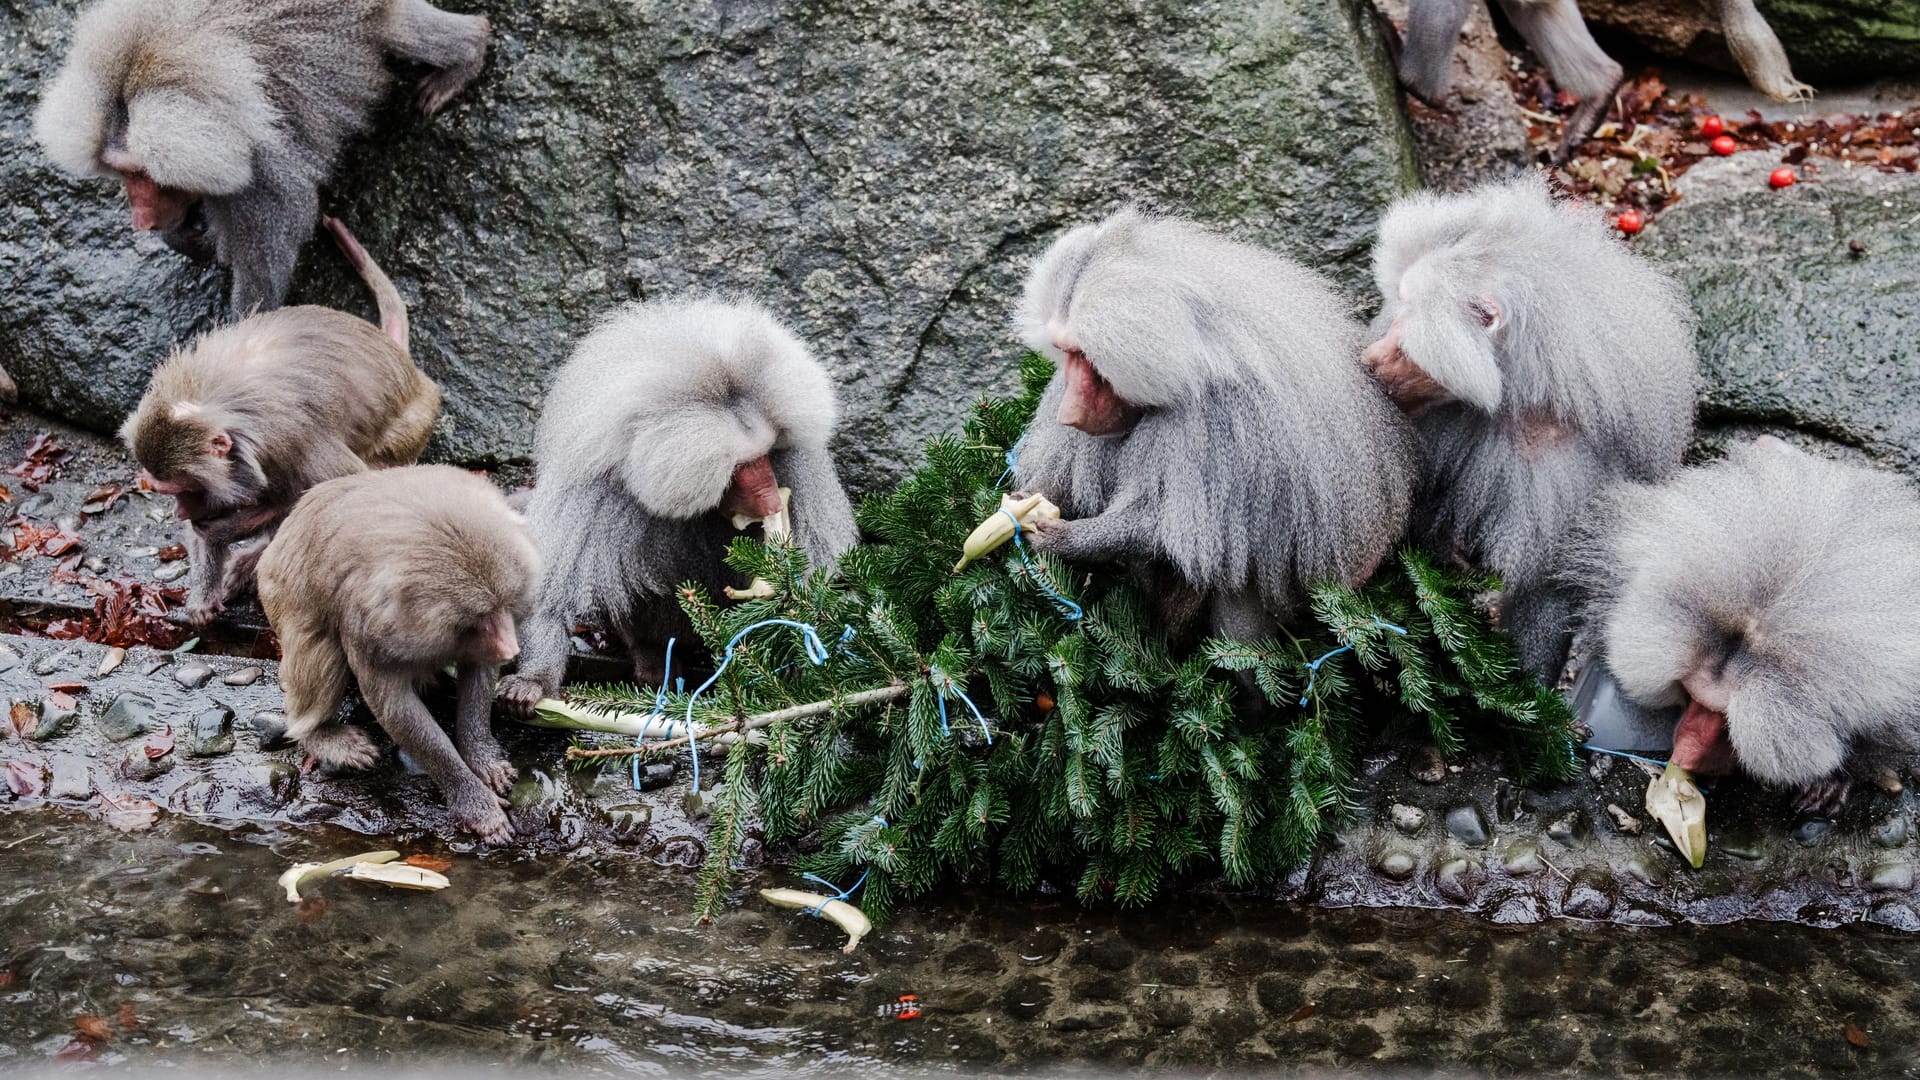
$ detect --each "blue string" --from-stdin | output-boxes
[995,434,1027,490]
[799,869,870,915]
[1580,742,1670,770]
[1298,619,1409,706]
[632,637,679,790]
[1003,510,1083,621]
[683,619,834,792]
[931,667,993,744]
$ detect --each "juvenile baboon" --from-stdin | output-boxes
[1365,175,1697,678]
[120,217,440,623]
[1012,207,1417,644]
[496,296,859,716]
[259,465,538,844]
[35,0,490,313]
[1565,439,1920,815]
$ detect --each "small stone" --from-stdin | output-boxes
[1717,830,1765,861]
[0,644,19,675]
[1375,849,1417,881]
[34,648,78,676]
[98,693,158,741]
[1624,855,1665,887]
[1546,811,1585,846]
[250,711,290,748]
[95,646,126,677]
[1389,803,1426,835]
[1435,857,1477,902]
[121,741,174,781]
[1502,842,1543,876]
[48,755,92,800]
[1789,818,1833,846]
[999,975,1053,1021]
[1871,766,1903,795]
[1587,753,1615,781]
[1866,860,1914,892]
[247,763,300,805]
[140,658,169,677]
[1019,930,1065,964]
[606,805,653,831]
[221,665,264,686]
[1409,745,1446,783]
[1255,973,1307,1015]
[1445,804,1492,846]
[1562,871,1616,920]
[30,698,78,742]
[637,761,675,790]
[153,561,189,583]
[1605,803,1641,835]
[54,513,82,535]
[1872,815,1910,849]
[172,662,214,689]
[82,555,108,574]
[1867,900,1920,932]
[186,706,236,757]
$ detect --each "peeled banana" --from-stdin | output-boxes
[1645,762,1708,868]
[952,491,1062,573]
[726,487,793,601]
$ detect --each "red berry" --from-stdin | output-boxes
[1769,167,1797,188]
[1616,210,1644,235]
[1700,115,1725,138]
[1711,135,1737,156]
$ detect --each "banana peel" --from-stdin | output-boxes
[345,862,451,892]
[952,491,1062,573]
[278,850,400,902]
[1645,762,1708,868]
[760,887,872,953]
[726,487,792,601]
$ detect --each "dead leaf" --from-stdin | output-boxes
[41,534,79,557]
[73,1015,112,1041]
[7,433,73,493]
[0,971,14,987]
[1846,1023,1870,1048]
[115,1003,139,1030]
[143,729,174,760]
[99,791,160,833]
[48,691,77,710]
[5,760,44,797]
[404,854,454,873]
[47,683,83,696]
[51,1037,97,1063]
[8,701,33,739]
[1287,1004,1317,1023]
[156,543,187,562]
[81,483,126,515]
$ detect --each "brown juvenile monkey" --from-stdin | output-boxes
[1364,175,1697,679]
[258,465,538,844]
[1012,207,1417,644]
[120,217,441,625]
[34,0,490,313]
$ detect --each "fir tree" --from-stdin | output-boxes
[562,354,1580,921]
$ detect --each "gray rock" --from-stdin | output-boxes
[172,662,214,690]
[29,698,78,742]
[97,693,158,741]
[1624,855,1666,888]
[1872,814,1910,849]
[1866,860,1914,893]
[1579,0,1920,81]
[250,711,291,749]
[1546,811,1586,846]
[140,658,169,677]
[1502,842,1543,877]
[1605,803,1642,835]
[1389,803,1427,835]
[47,754,91,800]
[0,644,19,675]
[33,648,78,677]
[1638,162,1920,478]
[120,741,174,782]
[1789,818,1833,846]
[95,647,125,678]
[1561,871,1616,920]
[222,665,264,687]
[1445,804,1492,846]
[0,0,1416,492]
[1409,745,1447,783]
[1435,857,1478,902]
[1375,849,1417,881]
[247,763,301,806]
[153,562,189,584]
[1868,899,1920,933]
[186,706,236,758]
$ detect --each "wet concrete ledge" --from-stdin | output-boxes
[1,630,1913,932]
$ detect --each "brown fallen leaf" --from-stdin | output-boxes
[73,1015,112,1041]
[99,791,160,832]
[143,729,174,760]
[115,1003,139,1030]
[0,971,14,987]
[48,690,78,711]
[8,701,34,739]
[1846,1023,1870,1048]
[5,759,44,797]
[1287,1004,1317,1023]
[52,1037,97,1063]
[81,483,126,515]
[41,534,80,557]
[47,682,83,695]
[156,542,187,562]
[404,854,454,873]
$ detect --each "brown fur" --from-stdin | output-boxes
[258,465,539,844]
[120,225,439,624]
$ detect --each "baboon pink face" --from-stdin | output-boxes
[1362,318,1453,414]
[462,610,521,666]
[1056,348,1142,437]
[120,170,195,232]
[720,454,783,519]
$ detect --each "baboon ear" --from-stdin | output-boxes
[1469,296,1502,332]
[208,431,233,458]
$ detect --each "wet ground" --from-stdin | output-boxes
[1,810,1917,1075]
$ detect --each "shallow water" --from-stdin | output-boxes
[1,809,1916,1076]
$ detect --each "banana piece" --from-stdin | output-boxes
[952,491,1062,573]
[277,850,401,902]
[726,487,792,601]
[1645,762,1708,868]
[345,862,452,892]
[760,887,872,953]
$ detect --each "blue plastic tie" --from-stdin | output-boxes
[995,434,1027,490]
[799,869,870,916]
[632,637,679,790]
[1002,509,1083,621]
[683,619,836,790]
[931,667,993,744]
[1580,743,1670,770]
[1298,618,1409,706]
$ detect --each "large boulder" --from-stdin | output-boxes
[1580,0,1920,82]
[1634,157,1920,475]
[0,0,1417,493]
